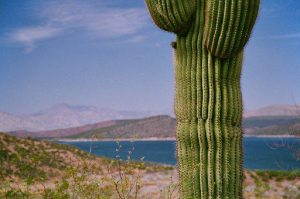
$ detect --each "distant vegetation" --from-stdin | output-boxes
[243,116,300,136]
[67,115,176,139]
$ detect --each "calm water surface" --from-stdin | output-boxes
[60,137,300,170]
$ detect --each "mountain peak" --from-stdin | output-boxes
[50,103,96,111]
[244,104,300,117]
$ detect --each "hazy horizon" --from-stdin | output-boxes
[0,102,172,116]
[1,0,300,115]
[1,102,299,117]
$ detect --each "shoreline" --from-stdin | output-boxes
[57,135,299,142]
[244,134,299,138]
[58,137,176,142]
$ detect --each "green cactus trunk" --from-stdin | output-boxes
[145,0,259,198]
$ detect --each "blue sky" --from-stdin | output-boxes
[0,0,299,115]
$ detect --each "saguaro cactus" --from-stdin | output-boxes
[145,0,259,198]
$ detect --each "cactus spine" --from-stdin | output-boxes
[145,0,259,198]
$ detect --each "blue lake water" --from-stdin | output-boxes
[60,137,300,170]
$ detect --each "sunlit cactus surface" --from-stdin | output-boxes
[145,0,260,198]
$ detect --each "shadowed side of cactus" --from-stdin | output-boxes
[145,0,260,198]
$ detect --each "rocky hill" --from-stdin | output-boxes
[9,120,121,138]
[0,132,96,182]
[68,115,300,139]
[68,115,176,139]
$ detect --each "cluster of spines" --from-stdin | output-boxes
[146,0,259,198]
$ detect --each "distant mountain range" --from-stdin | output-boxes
[244,104,300,117]
[5,104,300,139]
[2,104,300,138]
[10,115,176,139]
[9,115,300,139]
[0,104,156,132]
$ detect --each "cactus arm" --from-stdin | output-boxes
[145,0,173,32]
[239,0,260,52]
[204,0,260,58]
[145,0,195,35]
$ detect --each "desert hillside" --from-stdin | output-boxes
[0,132,96,182]
[0,133,299,198]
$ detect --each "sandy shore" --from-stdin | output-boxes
[58,135,299,142]
[58,137,176,142]
[244,134,299,138]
